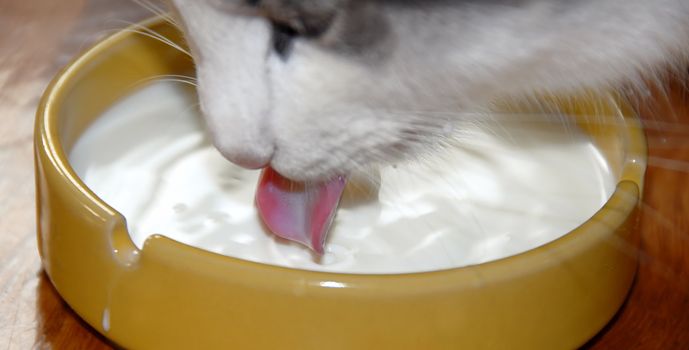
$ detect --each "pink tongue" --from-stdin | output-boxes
[255,167,347,254]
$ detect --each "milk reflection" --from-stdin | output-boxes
[319,281,348,289]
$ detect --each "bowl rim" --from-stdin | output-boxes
[36,16,648,282]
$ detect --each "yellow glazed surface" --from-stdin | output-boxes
[35,18,647,349]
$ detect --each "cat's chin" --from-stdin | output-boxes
[269,161,348,183]
[268,138,423,183]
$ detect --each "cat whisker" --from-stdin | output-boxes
[623,199,689,294]
[127,75,198,93]
[647,156,689,174]
[647,137,689,148]
[151,75,198,86]
[116,22,191,57]
[129,0,180,29]
[387,108,689,136]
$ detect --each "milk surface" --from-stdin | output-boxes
[70,82,615,274]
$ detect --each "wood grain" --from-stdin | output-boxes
[0,1,687,349]
[584,78,689,349]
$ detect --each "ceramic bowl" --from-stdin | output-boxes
[35,17,647,349]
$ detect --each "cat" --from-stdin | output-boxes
[167,0,689,182]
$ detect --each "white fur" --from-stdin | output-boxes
[169,0,689,181]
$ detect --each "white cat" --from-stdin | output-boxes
[168,0,689,181]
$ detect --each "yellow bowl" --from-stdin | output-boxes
[35,17,647,349]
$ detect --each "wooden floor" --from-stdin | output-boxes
[1,1,687,348]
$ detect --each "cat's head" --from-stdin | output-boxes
[169,0,492,181]
[169,0,687,181]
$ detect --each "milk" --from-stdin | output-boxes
[70,82,615,274]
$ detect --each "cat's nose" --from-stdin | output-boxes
[214,139,274,170]
[230,150,273,169]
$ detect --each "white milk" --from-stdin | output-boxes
[70,82,615,274]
